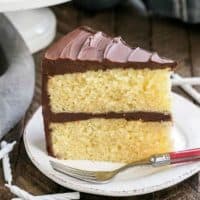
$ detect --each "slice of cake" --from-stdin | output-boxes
[42,26,176,163]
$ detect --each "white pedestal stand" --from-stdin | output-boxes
[0,0,71,53]
[5,8,56,53]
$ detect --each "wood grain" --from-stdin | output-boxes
[115,1,150,49]
[152,17,192,98]
[0,1,199,199]
[189,25,200,94]
[78,6,115,35]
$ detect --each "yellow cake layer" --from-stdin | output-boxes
[48,68,171,113]
[50,118,172,163]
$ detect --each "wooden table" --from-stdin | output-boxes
[0,1,200,199]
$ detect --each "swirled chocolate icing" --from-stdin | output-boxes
[42,26,174,123]
[44,26,176,74]
[42,27,174,155]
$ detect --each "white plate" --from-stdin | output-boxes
[24,93,200,196]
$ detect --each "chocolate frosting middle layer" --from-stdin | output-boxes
[47,111,172,122]
[42,72,172,123]
[43,26,176,74]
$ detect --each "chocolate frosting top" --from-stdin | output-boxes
[45,26,176,69]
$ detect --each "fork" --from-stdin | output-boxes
[50,148,200,183]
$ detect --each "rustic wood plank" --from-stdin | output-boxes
[115,1,150,49]
[152,16,192,98]
[0,186,13,200]
[15,143,61,195]
[81,193,153,200]
[188,174,200,193]
[78,7,115,35]
[154,180,200,200]
[52,2,79,34]
[188,25,200,94]
[152,17,190,64]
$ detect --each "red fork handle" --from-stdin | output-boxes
[169,148,200,164]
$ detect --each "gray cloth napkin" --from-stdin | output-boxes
[145,0,200,23]
[0,14,35,138]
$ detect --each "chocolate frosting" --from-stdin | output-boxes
[42,27,175,156]
[47,111,172,122]
[44,26,176,73]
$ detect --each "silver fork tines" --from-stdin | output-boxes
[50,159,150,183]
[50,161,115,183]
